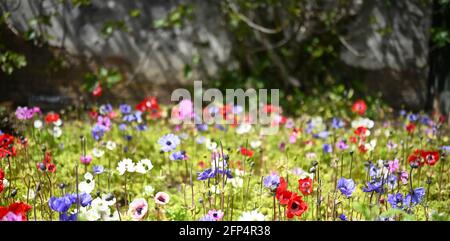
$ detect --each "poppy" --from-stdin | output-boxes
[406,123,416,134]
[0,133,16,158]
[420,150,439,166]
[136,96,161,119]
[298,177,313,196]
[408,151,424,167]
[45,113,60,124]
[286,193,308,219]
[88,110,99,120]
[276,177,292,205]
[240,147,254,157]
[0,202,32,221]
[351,99,367,115]
[354,126,368,136]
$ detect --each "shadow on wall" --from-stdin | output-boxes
[1,0,231,109]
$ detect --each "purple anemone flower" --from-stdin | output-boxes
[337,177,356,198]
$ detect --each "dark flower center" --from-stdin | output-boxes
[136,207,143,215]
[166,141,172,146]
[291,202,298,210]
[158,196,166,202]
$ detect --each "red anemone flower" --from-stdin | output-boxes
[408,150,425,167]
[406,123,416,134]
[298,177,313,196]
[358,144,368,153]
[420,150,440,166]
[286,193,308,219]
[45,113,60,124]
[352,99,367,115]
[88,110,99,120]
[240,147,254,157]
[136,96,161,119]
[354,126,368,136]
[0,202,32,221]
[0,133,16,158]
[276,177,293,205]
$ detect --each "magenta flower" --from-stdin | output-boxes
[388,159,400,173]
[15,106,39,120]
[128,198,148,221]
[97,116,111,131]
[1,212,24,221]
[207,209,224,221]
[336,139,349,150]
[80,155,93,165]
[154,192,170,205]
[400,171,408,185]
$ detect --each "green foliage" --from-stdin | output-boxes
[71,0,92,7]
[0,50,27,74]
[153,4,195,29]
[101,20,129,38]
[83,67,123,92]
[431,211,450,221]
[129,9,141,18]
[431,28,450,48]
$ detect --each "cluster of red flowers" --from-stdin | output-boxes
[136,96,161,119]
[36,151,56,173]
[0,168,4,193]
[0,133,16,158]
[0,202,32,221]
[408,149,440,167]
[351,99,367,115]
[275,177,310,219]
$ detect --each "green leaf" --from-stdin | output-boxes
[183,64,192,79]
[129,9,141,18]
[105,71,122,88]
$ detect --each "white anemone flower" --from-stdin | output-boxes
[93,148,105,158]
[79,172,95,194]
[236,123,252,134]
[363,139,377,152]
[53,119,63,127]
[106,141,117,151]
[205,139,218,150]
[51,126,62,138]
[33,120,43,129]
[140,159,153,171]
[117,158,136,175]
[250,140,261,149]
[351,118,374,129]
[238,210,266,221]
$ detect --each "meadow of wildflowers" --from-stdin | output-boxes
[0,95,448,221]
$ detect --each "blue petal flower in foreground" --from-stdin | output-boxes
[387,193,404,209]
[337,177,356,198]
[263,173,280,192]
[48,196,73,213]
[158,133,181,152]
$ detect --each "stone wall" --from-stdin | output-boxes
[1,0,440,111]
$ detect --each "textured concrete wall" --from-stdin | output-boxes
[340,0,431,110]
[2,0,436,110]
[6,0,231,86]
